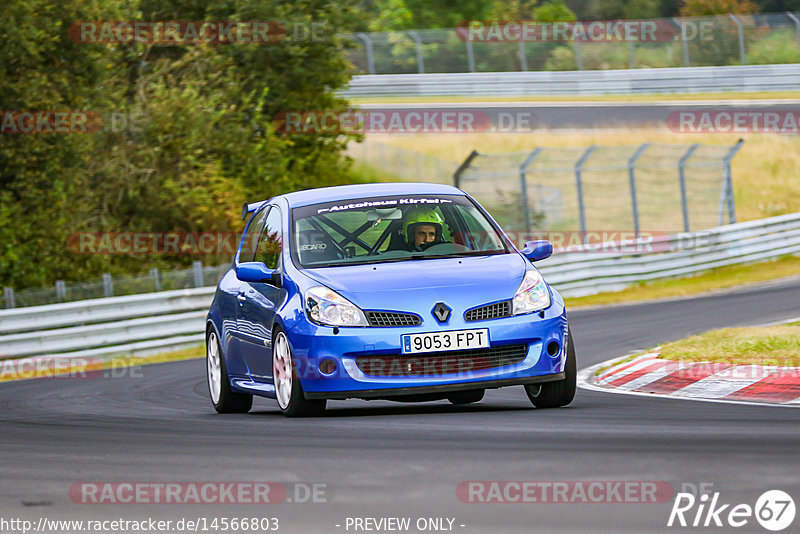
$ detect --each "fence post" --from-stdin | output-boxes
[678,143,700,233]
[728,14,746,65]
[628,41,637,69]
[56,280,66,302]
[453,150,479,188]
[102,273,113,298]
[4,287,14,309]
[786,12,800,60]
[193,261,204,287]
[674,18,690,66]
[465,37,476,72]
[356,32,376,74]
[574,146,596,236]
[519,148,543,232]
[723,139,744,225]
[150,267,161,292]
[628,143,650,238]
[407,30,425,74]
[574,40,583,70]
[519,40,528,71]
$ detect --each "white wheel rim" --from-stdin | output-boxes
[207,332,222,404]
[274,332,293,410]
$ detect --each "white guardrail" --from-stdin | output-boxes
[1,212,799,362]
[343,64,800,97]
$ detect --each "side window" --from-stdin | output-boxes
[239,207,269,263]
[255,207,282,269]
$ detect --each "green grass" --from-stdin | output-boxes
[564,254,800,309]
[654,325,800,367]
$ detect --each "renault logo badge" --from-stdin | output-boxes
[432,302,451,323]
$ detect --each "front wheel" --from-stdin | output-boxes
[207,330,252,414]
[525,328,576,408]
[273,330,326,417]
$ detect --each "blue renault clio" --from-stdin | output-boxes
[206,183,575,416]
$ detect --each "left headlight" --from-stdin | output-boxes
[512,270,551,315]
[305,286,368,327]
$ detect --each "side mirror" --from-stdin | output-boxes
[520,240,553,262]
[236,262,281,286]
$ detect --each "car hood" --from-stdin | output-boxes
[302,253,529,314]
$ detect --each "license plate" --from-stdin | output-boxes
[401,329,490,355]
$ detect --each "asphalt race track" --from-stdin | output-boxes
[1,277,799,533]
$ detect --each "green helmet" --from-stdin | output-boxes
[402,206,445,242]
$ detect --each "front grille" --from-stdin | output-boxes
[465,300,512,322]
[355,344,527,377]
[366,311,422,327]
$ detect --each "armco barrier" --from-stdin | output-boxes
[342,64,800,97]
[0,213,798,362]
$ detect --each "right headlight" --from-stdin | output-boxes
[305,286,368,327]
[512,270,551,315]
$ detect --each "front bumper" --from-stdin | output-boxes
[285,298,569,399]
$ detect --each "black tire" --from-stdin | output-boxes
[447,389,485,405]
[207,330,253,414]
[525,328,576,408]
[273,329,327,417]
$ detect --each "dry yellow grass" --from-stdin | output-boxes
[656,325,800,366]
[369,128,800,223]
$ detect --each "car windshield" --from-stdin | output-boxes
[291,194,511,268]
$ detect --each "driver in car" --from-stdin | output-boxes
[402,206,447,251]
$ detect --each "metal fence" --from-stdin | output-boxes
[1,262,229,310]
[343,12,800,74]
[454,141,743,235]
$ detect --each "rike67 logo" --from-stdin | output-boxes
[668,486,796,531]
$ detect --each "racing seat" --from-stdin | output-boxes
[296,229,344,264]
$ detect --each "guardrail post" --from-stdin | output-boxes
[628,143,650,237]
[453,150,479,188]
[102,273,113,297]
[56,280,66,302]
[519,148,543,231]
[407,30,425,74]
[356,32,376,74]
[786,12,800,60]
[465,37,476,72]
[674,18,690,66]
[4,287,14,309]
[193,261,204,287]
[149,268,161,292]
[728,14,746,65]
[678,143,700,232]
[574,146,596,236]
[722,139,744,225]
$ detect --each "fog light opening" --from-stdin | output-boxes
[319,358,337,375]
[546,341,560,357]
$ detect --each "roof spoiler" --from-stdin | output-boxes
[241,200,268,221]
